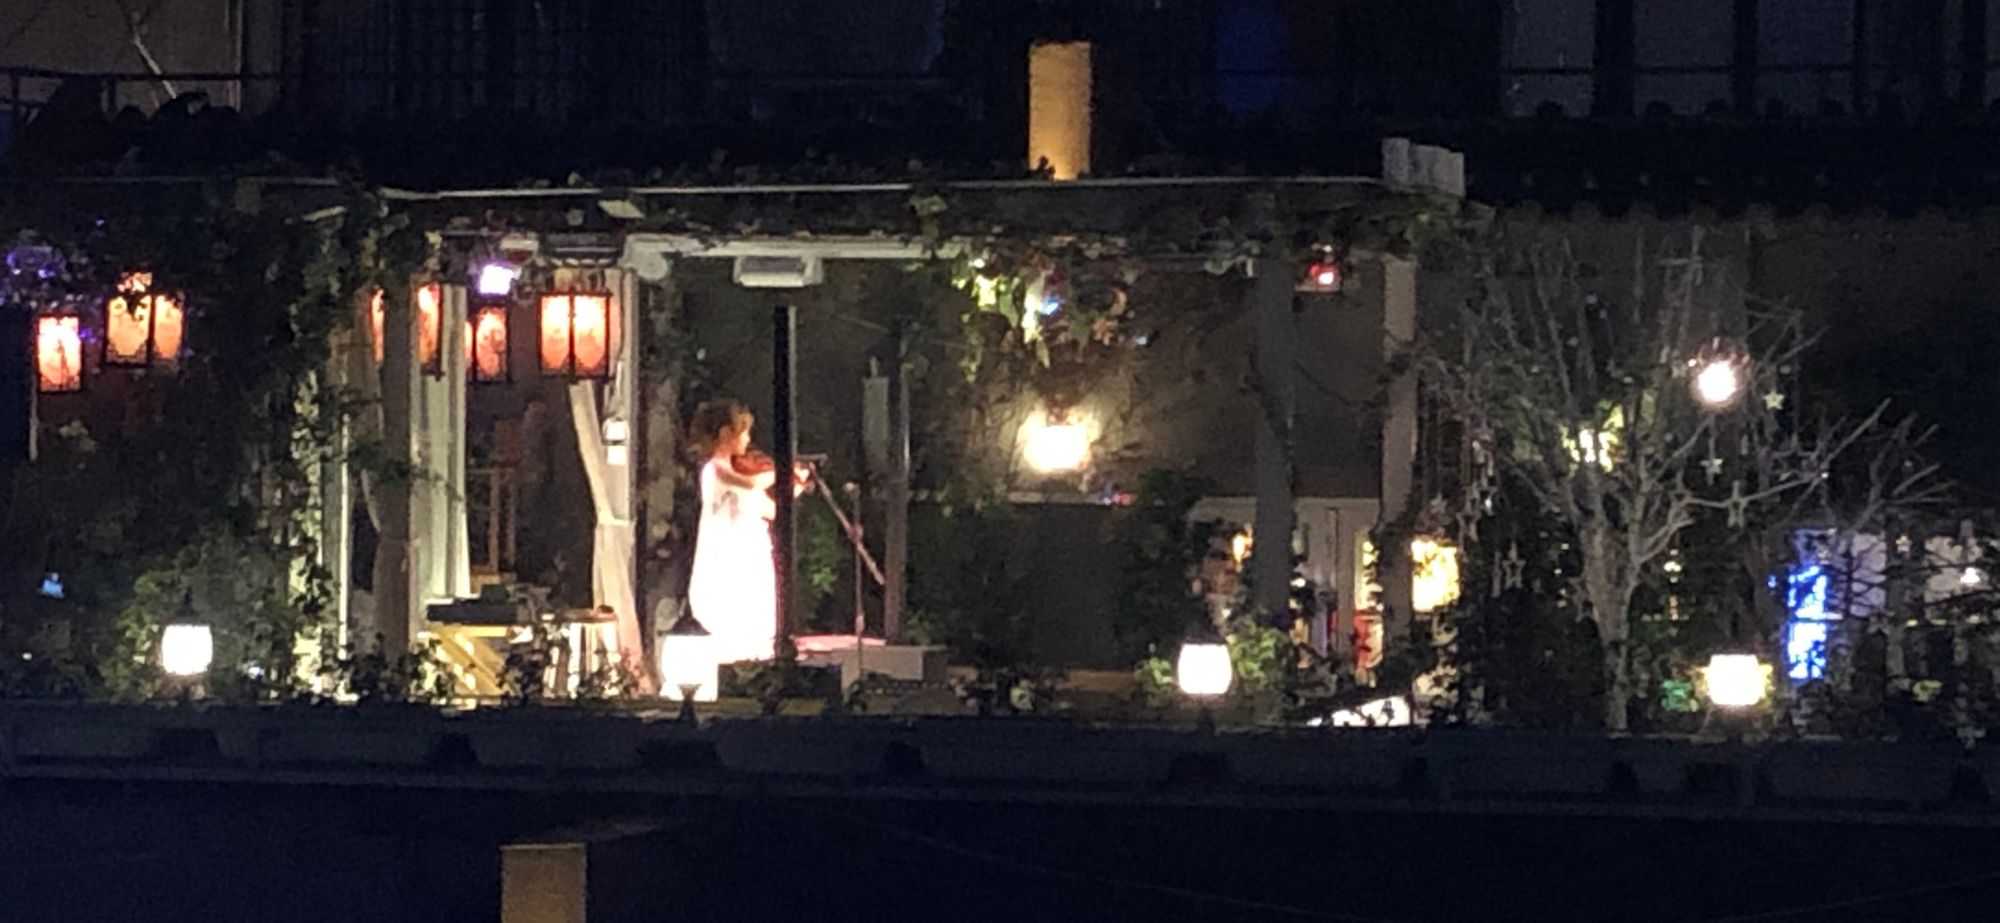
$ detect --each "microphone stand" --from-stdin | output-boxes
[803,460,885,697]
[805,461,885,587]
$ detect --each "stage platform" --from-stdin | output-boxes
[793,635,948,689]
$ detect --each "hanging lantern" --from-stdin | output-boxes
[103,272,185,368]
[468,299,510,383]
[416,283,443,375]
[35,310,84,394]
[539,289,612,379]
[370,283,445,374]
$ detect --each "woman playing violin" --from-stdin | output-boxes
[685,399,809,663]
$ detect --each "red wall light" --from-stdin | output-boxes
[1298,260,1342,294]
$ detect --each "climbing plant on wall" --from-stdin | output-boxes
[0,183,420,699]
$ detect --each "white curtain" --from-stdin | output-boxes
[567,270,645,673]
[416,285,472,606]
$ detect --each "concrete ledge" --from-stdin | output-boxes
[2,703,1997,822]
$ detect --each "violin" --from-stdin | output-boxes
[730,450,777,476]
[730,450,817,481]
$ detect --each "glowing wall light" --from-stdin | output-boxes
[103,272,185,368]
[1297,257,1342,294]
[35,312,83,393]
[1410,537,1461,614]
[475,262,520,297]
[1702,653,1770,709]
[1021,408,1090,473]
[539,291,612,379]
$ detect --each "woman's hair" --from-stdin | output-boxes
[689,399,751,455]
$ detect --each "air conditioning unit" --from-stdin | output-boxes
[732,255,824,289]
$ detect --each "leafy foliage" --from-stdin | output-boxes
[0,185,419,701]
[1108,469,1219,664]
[905,504,1037,670]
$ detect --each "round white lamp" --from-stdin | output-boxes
[1702,652,1768,709]
[1688,340,1749,411]
[160,591,213,680]
[1693,360,1743,409]
[1176,623,1233,699]
[660,611,719,710]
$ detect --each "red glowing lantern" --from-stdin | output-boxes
[103,272,185,368]
[36,311,84,394]
[468,299,509,383]
[370,283,444,374]
[539,290,611,379]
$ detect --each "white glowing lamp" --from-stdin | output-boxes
[1703,652,1768,709]
[1693,359,1743,409]
[1023,410,1090,473]
[475,262,519,297]
[161,624,213,678]
[660,612,719,703]
[160,592,214,679]
[1176,624,1233,698]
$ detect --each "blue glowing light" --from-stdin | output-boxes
[1787,562,1831,621]
[37,572,63,599]
[1786,620,1829,681]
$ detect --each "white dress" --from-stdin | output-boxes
[686,458,777,663]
